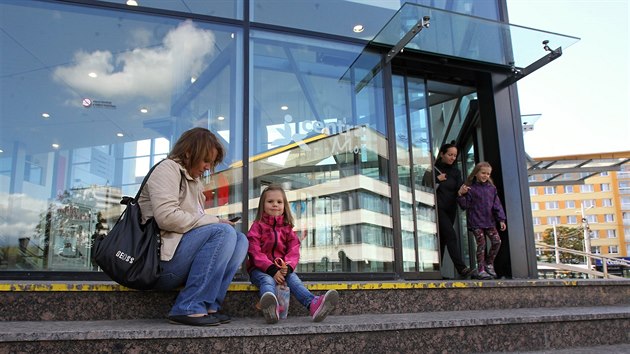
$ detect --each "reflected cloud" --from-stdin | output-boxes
[53,20,216,100]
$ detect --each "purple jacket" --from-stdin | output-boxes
[457,181,506,229]
[246,213,301,275]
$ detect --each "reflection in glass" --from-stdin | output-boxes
[0,1,242,272]
[249,31,392,273]
[393,75,438,273]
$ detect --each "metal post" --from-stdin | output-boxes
[553,223,560,264]
[581,203,592,274]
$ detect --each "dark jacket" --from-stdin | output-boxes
[425,160,463,213]
[246,213,301,276]
[457,181,506,229]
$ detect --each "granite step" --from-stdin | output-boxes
[0,306,628,353]
[2,279,629,321]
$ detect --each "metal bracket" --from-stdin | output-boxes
[504,46,563,86]
[385,16,431,64]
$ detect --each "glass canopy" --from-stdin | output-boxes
[342,2,580,85]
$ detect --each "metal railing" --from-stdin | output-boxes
[535,242,630,279]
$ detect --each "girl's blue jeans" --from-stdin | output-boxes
[153,223,248,316]
[249,269,315,310]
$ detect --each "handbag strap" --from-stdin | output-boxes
[121,159,165,205]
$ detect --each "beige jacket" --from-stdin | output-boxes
[138,159,219,261]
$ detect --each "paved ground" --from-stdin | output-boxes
[489,344,630,353]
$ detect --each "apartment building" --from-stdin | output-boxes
[529,154,630,259]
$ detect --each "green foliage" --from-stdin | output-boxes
[540,226,585,264]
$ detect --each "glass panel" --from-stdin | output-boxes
[0,1,243,272]
[252,0,502,41]
[392,75,439,273]
[427,81,476,152]
[374,3,579,69]
[97,0,242,19]
[249,30,392,273]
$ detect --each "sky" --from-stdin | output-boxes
[506,0,629,158]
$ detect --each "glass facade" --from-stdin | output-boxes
[0,0,573,280]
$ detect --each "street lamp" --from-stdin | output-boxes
[580,203,595,274]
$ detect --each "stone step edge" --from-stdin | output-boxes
[2,278,629,292]
[1,306,629,342]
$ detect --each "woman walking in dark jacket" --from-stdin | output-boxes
[424,143,472,278]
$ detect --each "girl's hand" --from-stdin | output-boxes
[437,173,447,182]
[499,221,507,231]
[458,185,470,196]
[273,271,285,285]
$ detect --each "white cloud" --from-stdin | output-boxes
[52,20,216,100]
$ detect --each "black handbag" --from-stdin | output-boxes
[92,160,163,290]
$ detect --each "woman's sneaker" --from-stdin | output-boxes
[477,271,493,280]
[485,264,497,278]
[260,292,279,324]
[310,289,339,322]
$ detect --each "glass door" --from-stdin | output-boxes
[392,75,439,276]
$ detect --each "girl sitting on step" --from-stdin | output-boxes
[246,184,338,324]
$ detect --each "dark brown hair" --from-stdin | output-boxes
[167,127,225,174]
[255,184,294,227]
[436,141,457,163]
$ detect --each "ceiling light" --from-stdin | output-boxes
[88,72,97,78]
[281,105,288,111]
[353,25,364,33]
[190,76,197,83]
[0,149,3,153]
[217,116,225,121]
[116,133,124,137]
[126,0,138,6]
[230,33,235,39]
[140,107,148,113]
[52,143,60,149]
[42,113,50,119]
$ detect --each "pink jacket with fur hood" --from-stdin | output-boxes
[246,213,301,276]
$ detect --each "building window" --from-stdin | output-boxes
[600,171,609,176]
[586,215,598,223]
[544,186,556,195]
[582,199,596,208]
[545,201,559,210]
[580,184,594,192]
[623,212,630,223]
[564,185,574,193]
[602,199,613,207]
[600,183,611,191]
[547,216,560,225]
[619,181,630,191]
[590,230,599,239]
[529,187,538,196]
[604,214,614,222]
[592,246,601,254]
[535,232,542,241]
[565,200,576,208]
[531,202,539,211]
[567,215,577,224]
[621,197,630,208]
[608,245,618,254]
[607,229,616,238]
[533,217,541,225]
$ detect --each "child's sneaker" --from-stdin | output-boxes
[309,289,339,322]
[485,264,497,278]
[260,292,279,324]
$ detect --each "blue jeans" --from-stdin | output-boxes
[154,223,248,316]
[249,269,315,310]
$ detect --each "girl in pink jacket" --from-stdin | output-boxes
[247,184,338,324]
